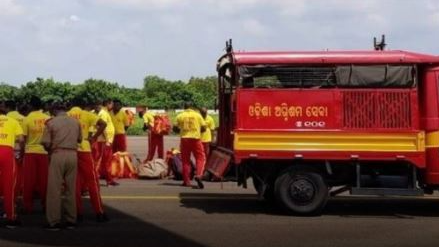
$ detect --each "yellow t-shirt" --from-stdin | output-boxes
[111,110,129,135]
[0,115,23,148]
[68,107,99,152]
[201,115,215,143]
[143,112,155,127]
[7,111,24,128]
[175,109,206,139]
[22,110,50,154]
[7,111,25,151]
[98,108,115,144]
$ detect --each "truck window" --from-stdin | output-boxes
[240,66,335,88]
[238,65,416,89]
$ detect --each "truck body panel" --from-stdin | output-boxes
[213,46,439,214]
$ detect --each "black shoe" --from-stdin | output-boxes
[65,222,77,230]
[44,223,62,231]
[194,177,204,189]
[5,220,21,229]
[96,213,109,223]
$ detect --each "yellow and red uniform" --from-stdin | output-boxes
[68,107,105,215]
[97,108,116,184]
[22,110,50,213]
[0,114,23,220]
[6,111,25,196]
[111,109,129,153]
[175,109,207,185]
[143,111,164,161]
[201,114,215,159]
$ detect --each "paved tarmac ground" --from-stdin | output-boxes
[1,136,439,247]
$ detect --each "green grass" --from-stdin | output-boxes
[126,112,219,136]
[126,116,146,136]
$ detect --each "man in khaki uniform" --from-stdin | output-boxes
[41,102,82,230]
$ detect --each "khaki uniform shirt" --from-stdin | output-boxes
[41,112,82,151]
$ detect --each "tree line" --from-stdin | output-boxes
[0,75,218,109]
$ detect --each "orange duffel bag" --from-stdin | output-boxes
[110,152,138,179]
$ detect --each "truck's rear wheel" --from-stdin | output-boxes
[274,169,328,215]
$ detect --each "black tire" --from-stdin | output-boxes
[274,169,328,215]
[252,176,275,201]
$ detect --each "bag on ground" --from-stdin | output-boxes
[111,152,138,179]
[137,159,168,179]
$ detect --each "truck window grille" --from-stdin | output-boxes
[239,65,416,88]
[343,91,412,129]
[249,67,336,88]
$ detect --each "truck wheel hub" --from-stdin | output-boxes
[289,179,315,203]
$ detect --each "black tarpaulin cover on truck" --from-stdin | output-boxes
[238,65,416,88]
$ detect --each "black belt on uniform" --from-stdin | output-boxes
[52,148,77,153]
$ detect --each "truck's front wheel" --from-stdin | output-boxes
[274,169,328,215]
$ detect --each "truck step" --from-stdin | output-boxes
[350,187,424,196]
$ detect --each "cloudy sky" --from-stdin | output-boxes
[0,0,438,87]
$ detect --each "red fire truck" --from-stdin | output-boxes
[211,39,439,215]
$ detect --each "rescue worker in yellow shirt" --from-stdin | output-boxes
[68,98,109,222]
[110,99,129,153]
[142,107,164,161]
[0,100,24,228]
[97,99,118,186]
[200,107,216,160]
[5,100,25,197]
[174,102,207,189]
[22,96,50,213]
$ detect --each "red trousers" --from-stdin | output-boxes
[180,138,205,185]
[113,134,127,153]
[202,142,211,162]
[23,153,49,213]
[0,146,17,220]
[91,141,100,165]
[97,142,115,184]
[76,152,104,215]
[15,157,23,197]
[147,132,164,161]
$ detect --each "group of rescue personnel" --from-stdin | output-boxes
[0,96,215,230]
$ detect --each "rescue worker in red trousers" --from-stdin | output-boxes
[97,99,118,186]
[5,100,25,199]
[22,96,50,213]
[141,106,164,161]
[111,99,129,153]
[0,100,24,229]
[174,102,207,189]
[68,98,109,222]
